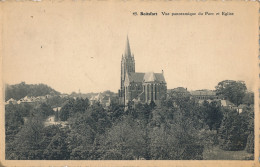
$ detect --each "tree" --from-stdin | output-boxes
[54,109,59,122]
[66,103,111,160]
[100,116,146,160]
[241,109,254,153]
[201,101,223,131]
[133,103,153,126]
[243,92,254,106]
[245,131,254,153]
[218,109,248,151]
[46,95,66,108]
[5,104,24,142]
[19,103,33,117]
[39,103,54,118]
[59,98,90,121]
[42,126,70,160]
[149,110,208,160]
[7,116,45,160]
[215,80,247,106]
[107,102,124,122]
[72,98,90,114]
[59,99,75,121]
[86,103,111,134]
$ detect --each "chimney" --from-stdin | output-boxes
[162,70,164,75]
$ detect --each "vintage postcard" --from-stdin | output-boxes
[0,0,259,167]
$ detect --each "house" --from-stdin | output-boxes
[198,99,213,105]
[190,89,218,100]
[6,98,17,105]
[59,94,68,98]
[168,87,190,98]
[89,93,103,105]
[53,107,62,112]
[235,104,247,114]
[17,96,35,104]
[101,95,111,107]
[89,93,111,107]
[220,99,235,109]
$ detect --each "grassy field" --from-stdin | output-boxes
[203,146,254,160]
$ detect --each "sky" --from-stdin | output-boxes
[2,1,258,94]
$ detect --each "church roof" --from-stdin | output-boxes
[144,72,155,82]
[127,72,166,83]
[128,72,145,82]
[144,72,166,83]
[154,73,166,83]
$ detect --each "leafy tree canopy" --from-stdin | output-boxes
[215,80,247,106]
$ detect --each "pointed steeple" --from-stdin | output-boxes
[124,35,131,57]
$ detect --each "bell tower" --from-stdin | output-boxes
[119,36,135,105]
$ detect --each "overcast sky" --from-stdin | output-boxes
[2,1,258,94]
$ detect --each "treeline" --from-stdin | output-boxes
[5,96,254,160]
[5,80,254,160]
[5,82,60,101]
[215,80,253,106]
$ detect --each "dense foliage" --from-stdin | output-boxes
[5,80,254,160]
[5,96,254,160]
[215,80,247,106]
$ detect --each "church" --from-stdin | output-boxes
[118,36,167,106]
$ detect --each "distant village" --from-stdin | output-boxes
[168,87,247,113]
[5,87,248,114]
[5,91,115,108]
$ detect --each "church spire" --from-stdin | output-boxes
[124,35,131,57]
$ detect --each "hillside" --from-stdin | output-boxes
[5,82,60,101]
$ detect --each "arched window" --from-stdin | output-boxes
[154,84,157,100]
[147,84,150,100]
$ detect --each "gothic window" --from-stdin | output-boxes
[155,84,157,100]
[147,84,150,100]
[150,84,153,101]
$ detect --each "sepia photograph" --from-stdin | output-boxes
[0,0,259,166]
